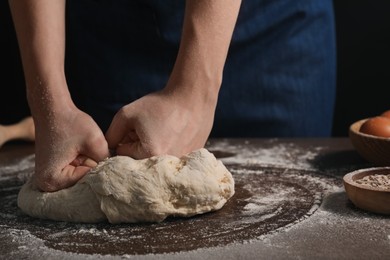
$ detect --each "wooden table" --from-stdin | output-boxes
[0,138,389,259]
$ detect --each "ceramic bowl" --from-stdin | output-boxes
[343,167,390,215]
[349,119,390,166]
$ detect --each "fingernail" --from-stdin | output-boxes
[84,158,98,168]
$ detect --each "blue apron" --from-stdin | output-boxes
[65,0,336,137]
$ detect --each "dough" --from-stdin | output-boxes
[17,148,235,224]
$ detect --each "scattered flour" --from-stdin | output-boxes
[207,139,322,170]
[0,139,364,259]
[0,154,34,182]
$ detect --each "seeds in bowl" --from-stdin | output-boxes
[355,174,390,190]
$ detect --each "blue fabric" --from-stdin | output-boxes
[65,0,336,137]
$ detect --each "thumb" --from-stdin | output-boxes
[70,155,98,168]
[105,112,137,150]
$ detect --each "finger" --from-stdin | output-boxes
[70,155,98,168]
[116,141,151,159]
[35,165,90,192]
[105,112,136,150]
[85,138,110,162]
[82,158,98,168]
[119,130,139,144]
[58,165,91,189]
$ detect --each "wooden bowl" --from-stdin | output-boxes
[343,167,390,215]
[349,119,390,166]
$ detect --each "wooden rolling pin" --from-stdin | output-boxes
[0,117,35,148]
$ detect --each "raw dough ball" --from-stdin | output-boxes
[17,148,235,224]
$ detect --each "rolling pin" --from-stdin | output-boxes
[0,117,35,148]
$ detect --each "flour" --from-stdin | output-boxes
[0,154,34,182]
[355,174,390,190]
[207,139,322,170]
[0,139,355,259]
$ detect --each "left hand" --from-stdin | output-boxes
[105,88,216,159]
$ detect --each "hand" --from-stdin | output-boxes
[104,0,241,158]
[105,88,216,159]
[33,107,110,192]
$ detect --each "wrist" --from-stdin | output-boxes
[165,72,221,110]
[26,73,76,123]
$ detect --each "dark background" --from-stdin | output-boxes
[1,1,389,137]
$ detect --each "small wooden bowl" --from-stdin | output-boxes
[349,119,390,166]
[343,167,390,215]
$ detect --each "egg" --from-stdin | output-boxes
[360,116,390,137]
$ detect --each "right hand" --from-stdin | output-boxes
[33,107,110,192]
[7,0,109,192]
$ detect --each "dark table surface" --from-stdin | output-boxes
[0,138,389,260]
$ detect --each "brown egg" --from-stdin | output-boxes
[360,116,390,137]
[380,110,390,119]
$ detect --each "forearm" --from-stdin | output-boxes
[8,0,73,120]
[167,0,242,103]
